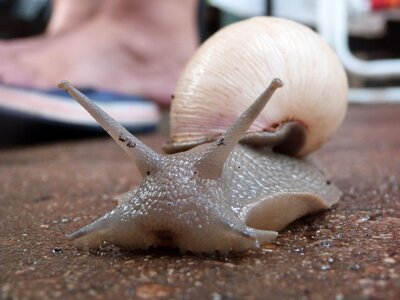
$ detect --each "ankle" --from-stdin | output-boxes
[101,0,198,42]
[47,0,103,35]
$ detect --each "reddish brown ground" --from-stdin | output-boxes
[0,105,399,299]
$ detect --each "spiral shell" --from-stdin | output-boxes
[170,17,348,156]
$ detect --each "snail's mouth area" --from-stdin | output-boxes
[151,229,176,247]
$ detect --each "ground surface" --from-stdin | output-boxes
[1,105,399,300]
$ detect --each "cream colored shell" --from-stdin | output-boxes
[170,17,348,156]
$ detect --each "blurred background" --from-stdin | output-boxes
[0,0,399,147]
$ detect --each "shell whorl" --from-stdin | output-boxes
[170,17,348,156]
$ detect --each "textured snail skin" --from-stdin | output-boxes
[59,77,341,255]
[170,17,348,156]
[68,145,339,254]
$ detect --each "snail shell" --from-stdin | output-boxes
[167,17,348,156]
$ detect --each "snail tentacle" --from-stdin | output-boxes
[195,78,283,179]
[58,81,163,177]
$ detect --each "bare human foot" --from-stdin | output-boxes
[0,0,102,54]
[0,0,198,105]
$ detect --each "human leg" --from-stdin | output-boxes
[0,0,198,105]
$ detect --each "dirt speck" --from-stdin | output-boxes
[136,283,173,299]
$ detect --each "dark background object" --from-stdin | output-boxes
[0,108,156,148]
[350,20,400,60]
[0,0,51,39]
[198,0,221,42]
[266,0,273,16]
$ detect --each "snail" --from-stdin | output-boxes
[61,17,347,254]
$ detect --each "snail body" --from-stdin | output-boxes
[60,17,347,254]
